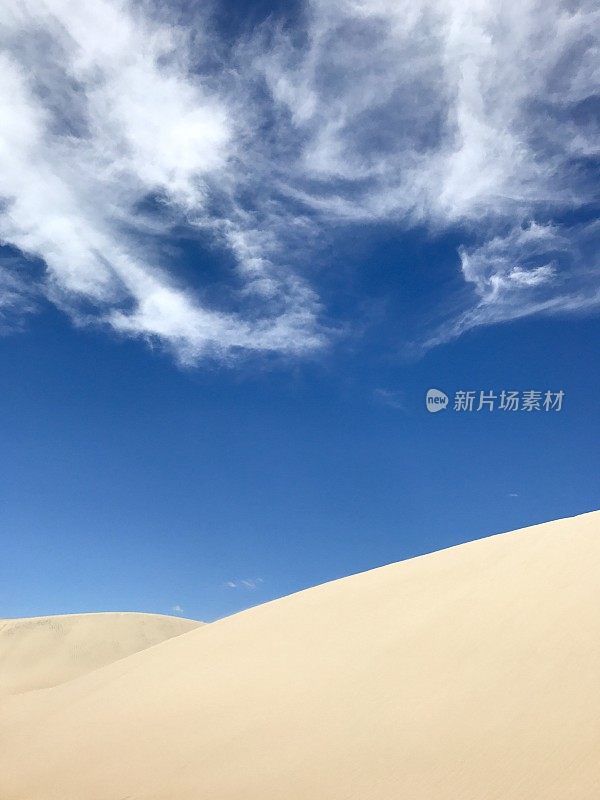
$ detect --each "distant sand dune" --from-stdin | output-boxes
[1,511,599,799]
[0,612,201,694]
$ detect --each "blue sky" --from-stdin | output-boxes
[0,0,598,621]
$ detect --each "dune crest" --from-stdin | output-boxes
[0,612,201,694]
[1,511,599,799]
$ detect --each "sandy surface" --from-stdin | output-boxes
[0,612,201,693]
[1,511,599,799]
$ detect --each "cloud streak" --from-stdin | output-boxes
[224,578,264,590]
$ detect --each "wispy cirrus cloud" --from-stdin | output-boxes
[0,0,598,361]
[224,578,264,590]
[247,0,599,345]
[423,219,600,347]
[373,388,406,411]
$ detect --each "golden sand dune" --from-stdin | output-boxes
[0,612,201,694]
[1,511,599,799]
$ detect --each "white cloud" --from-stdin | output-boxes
[0,0,323,363]
[0,0,598,358]
[255,0,598,216]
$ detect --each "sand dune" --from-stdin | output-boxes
[1,511,599,799]
[0,612,201,694]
